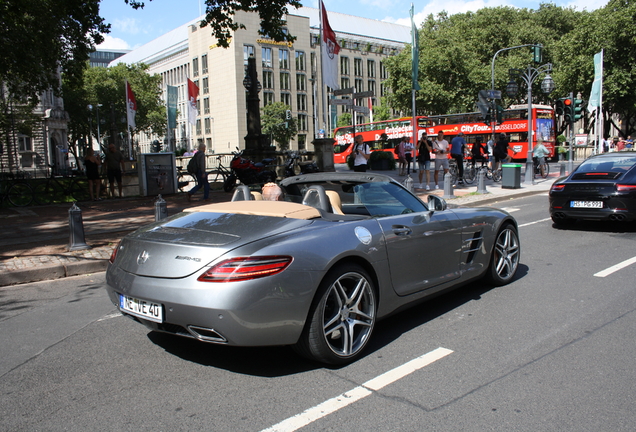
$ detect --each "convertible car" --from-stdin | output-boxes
[106,172,520,364]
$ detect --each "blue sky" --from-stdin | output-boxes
[98,0,608,50]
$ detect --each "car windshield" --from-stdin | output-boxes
[578,155,636,173]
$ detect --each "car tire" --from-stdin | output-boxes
[294,264,376,365]
[486,223,520,286]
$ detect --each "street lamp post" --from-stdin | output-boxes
[506,63,555,185]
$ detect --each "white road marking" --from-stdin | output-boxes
[594,256,636,278]
[96,312,122,322]
[518,217,552,227]
[261,347,453,432]
[501,207,521,213]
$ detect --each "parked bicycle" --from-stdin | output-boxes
[0,174,34,207]
[448,159,480,185]
[33,171,90,205]
[533,156,550,179]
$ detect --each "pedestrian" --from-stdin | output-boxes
[432,131,450,189]
[626,136,633,149]
[471,136,488,168]
[417,132,432,190]
[187,143,210,201]
[404,136,414,175]
[352,135,371,172]
[493,133,512,171]
[104,143,125,198]
[450,132,466,185]
[84,147,102,201]
[617,137,626,151]
[397,136,409,175]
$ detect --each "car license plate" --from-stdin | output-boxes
[119,294,163,323]
[571,201,603,209]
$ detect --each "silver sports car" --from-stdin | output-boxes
[106,172,519,364]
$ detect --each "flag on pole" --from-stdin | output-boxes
[187,78,199,125]
[125,81,137,130]
[410,4,420,91]
[321,1,340,91]
[588,50,603,113]
[166,85,178,129]
[368,98,374,123]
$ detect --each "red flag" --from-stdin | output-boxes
[187,78,199,125]
[321,2,340,90]
[126,81,136,129]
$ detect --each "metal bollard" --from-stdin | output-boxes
[155,194,168,221]
[560,163,566,176]
[442,172,455,199]
[403,174,414,192]
[68,203,90,251]
[477,169,489,194]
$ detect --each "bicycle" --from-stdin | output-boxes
[448,158,478,185]
[533,157,550,179]
[33,173,90,205]
[0,175,34,207]
[176,166,197,192]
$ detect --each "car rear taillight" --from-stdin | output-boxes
[198,256,293,282]
[109,241,121,263]
[616,184,636,192]
[551,184,565,192]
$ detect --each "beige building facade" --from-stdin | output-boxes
[113,7,410,155]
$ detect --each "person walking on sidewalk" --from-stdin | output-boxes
[352,135,371,172]
[187,143,210,201]
[105,144,125,198]
[417,132,432,190]
[397,136,409,176]
[432,131,450,189]
[84,147,102,201]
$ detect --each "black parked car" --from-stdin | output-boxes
[550,152,636,225]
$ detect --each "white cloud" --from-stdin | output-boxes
[97,35,131,50]
[112,17,141,35]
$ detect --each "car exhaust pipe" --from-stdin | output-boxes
[187,325,228,343]
[609,214,626,222]
[552,212,567,219]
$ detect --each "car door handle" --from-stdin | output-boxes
[392,226,412,236]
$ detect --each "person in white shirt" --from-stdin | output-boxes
[432,131,450,189]
[352,135,371,172]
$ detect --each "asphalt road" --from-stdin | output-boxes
[1,193,635,431]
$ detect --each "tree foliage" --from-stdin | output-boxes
[126,0,302,48]
[261,102,297,150]
[385,1,636,137]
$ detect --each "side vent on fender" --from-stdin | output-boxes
[463,231,484,264]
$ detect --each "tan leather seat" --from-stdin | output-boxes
[325,190,344,215]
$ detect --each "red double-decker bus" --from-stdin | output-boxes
[333,104,556,163]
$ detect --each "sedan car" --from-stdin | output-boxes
[106,172,519,365]
[550,151,636,225]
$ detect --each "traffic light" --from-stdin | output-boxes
[555,98,565,115]
[532,44,543,63]
[285,109,292,120]
[484,106,492,125]
[563,98,573,123]
[573,98,584,121]
[496,105,504,125]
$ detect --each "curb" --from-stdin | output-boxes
[0,259,109,287]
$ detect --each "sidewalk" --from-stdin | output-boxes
[0,164,560,287]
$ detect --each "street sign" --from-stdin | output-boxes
[353,91,375,98]
[329,99,353,105]
[487,90,502,99]
[333,87,354,96]
[353,106,370,114]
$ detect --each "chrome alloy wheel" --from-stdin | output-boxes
[321,271,376,358]
[493,226,520,282]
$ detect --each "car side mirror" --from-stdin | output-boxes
[427,194,447,212]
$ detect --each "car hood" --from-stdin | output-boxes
[114,211,314,278]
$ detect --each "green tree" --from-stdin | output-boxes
[337,113,352,127]
[126,0,302,48]
[261,102,297,150]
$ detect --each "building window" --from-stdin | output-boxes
[380,61,389,79]
[297,114,307,131]
[340,56,349,75]
[368,80,376,97]
[262,47,272,68]
[263,92,275,106]
[341,96,351,113]
[279,49,289,69]
[203,97,210,114]
[204,117,211,134]
[244,45,255,66]
[367,60,375,78]
[18,136,32,152]
[196,119,202,135]
[380,82,387,97]
[202,77,209,94]
[295,51,306,71]
[280,92,291,106]
[296,74,306,92]
[196,98,201,113]
[298,134,306,150]
[354,58,363,77]
[263,70,274,89]
[192,57,199,77]
[341,77,350,91]
[355,78,364,93]
[280,72,290,90]
[201,54,208,74]
[297,93,307,111]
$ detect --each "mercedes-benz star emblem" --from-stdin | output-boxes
[137,251,150,265]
